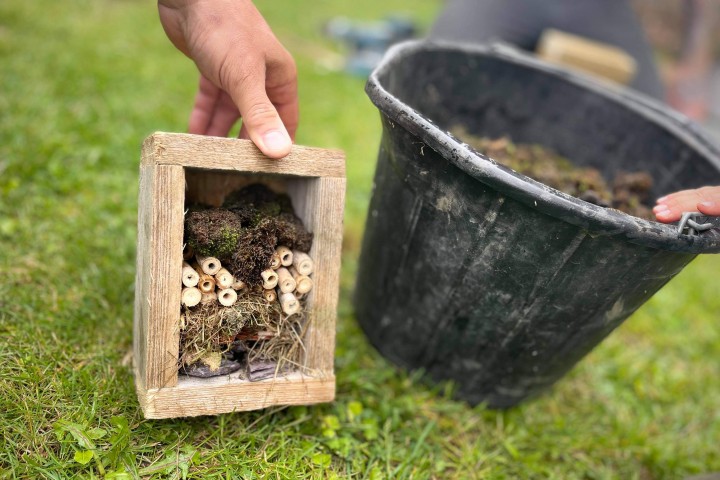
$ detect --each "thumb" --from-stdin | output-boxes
[224,63,292,159]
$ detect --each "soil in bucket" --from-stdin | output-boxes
[454,127,655,220]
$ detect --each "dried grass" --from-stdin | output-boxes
[179,290,308,375]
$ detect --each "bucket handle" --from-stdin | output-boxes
[677,212,720,236]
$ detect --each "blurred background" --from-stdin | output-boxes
[1,0,719,477]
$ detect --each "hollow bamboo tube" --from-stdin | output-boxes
[270,252,282,270]
[289,267,313,294]
[276,246,293,267]
[196,255,222,275]
[261,269,279,289]
[215,268,233,289]
[181,287,202,307]
[197,272,216,293]
[278,291,300,315]
[217,288,238,307]
[292,251,314,276]
[181,261,200,288]
[232,278,246,291]
[263,289,277,303]
[200,291,217,304]
[276,267,296,294]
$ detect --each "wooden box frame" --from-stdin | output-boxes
[133,132,345,419]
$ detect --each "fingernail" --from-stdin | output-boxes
[653,205,669,213]
[262,130,290,154]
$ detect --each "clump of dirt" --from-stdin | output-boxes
[455,130,654,220]
[228,218,278,286]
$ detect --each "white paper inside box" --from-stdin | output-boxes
[133,133,345,419]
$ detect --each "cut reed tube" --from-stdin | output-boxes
[278,291,300,315]
[276,246,293,267]
[217,288,238,307]
[200,291,217,304]
[276,267,296,294]
[232,278,246,291]
[289,267,313,294]
[270,252,282,270]
[181,287,202,307]
[196,255,222,275]
[181,261,200,288]
[196,272,216,293]
[292,251,314,276]
[263,289,277,303]
[215,268,234,289]
[261,269,279,289]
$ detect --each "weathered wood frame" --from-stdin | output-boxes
[134,132,345,419]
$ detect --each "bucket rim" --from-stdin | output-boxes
[365,40,720,254]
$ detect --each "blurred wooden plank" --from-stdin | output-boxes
[537,29,637,85]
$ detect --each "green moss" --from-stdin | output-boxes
[185,208,243,259]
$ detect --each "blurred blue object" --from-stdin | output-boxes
[324,16,417,76]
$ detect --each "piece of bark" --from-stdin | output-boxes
[278,291,300,315]
[247,359,278,382]
[215,268,234,289]
[217,288,238,307]
[200,291,217,304]
[263,289,277,303]
[183,243,194,261]
[269,252,281,270]
[196,255,222,275]
[275,246,293,267]
[181,287,202,307]
[261,269,279,289]
[276,267,296,294]
[181,262,200,288]
[292,251,314,276]
[232,278,246,291]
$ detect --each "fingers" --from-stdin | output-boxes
[653,186,720,223]
[189,75,222,135]
[205,91,240,137]
[697,200,720,216]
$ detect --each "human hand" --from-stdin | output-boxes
[665,62,711,121]
[653,186,720,222]
[158,0,298,158]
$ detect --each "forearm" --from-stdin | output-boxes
[679,0,714,65]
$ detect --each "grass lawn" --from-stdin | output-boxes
[1,0,719,478]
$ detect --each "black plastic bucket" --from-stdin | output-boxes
[354,41,720,408]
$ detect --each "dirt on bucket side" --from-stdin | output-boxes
[454,128,655,220]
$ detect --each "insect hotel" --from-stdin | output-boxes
[133,133,345,419]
